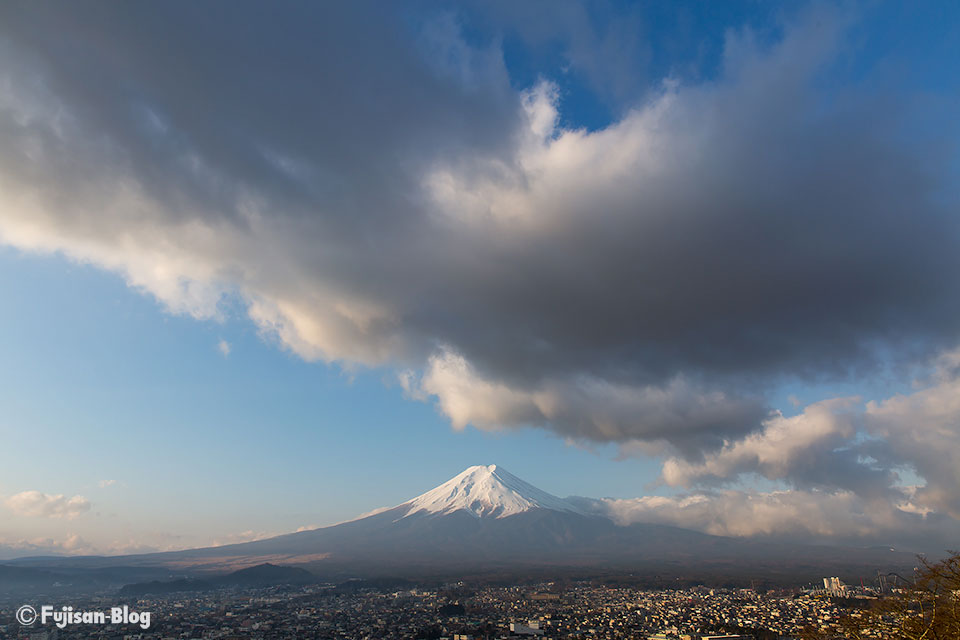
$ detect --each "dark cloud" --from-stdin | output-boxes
[0,4,958,464]
[12,2,518,200]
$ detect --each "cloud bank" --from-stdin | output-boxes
[0,533,93,559]
[0,3,958,547]
[572,353,960,551]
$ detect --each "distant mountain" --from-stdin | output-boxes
[7,465,918,586]
[119,577,210,596]
[222,562,316,586]
[119,562,318,595]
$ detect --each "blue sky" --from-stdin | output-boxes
[0,247,660,551]
[0,1,958,556]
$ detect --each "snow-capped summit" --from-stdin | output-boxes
[401,464,584,519]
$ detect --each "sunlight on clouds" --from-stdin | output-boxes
[415,347,763,452]
[660,397,860,487]
[575,489,906,540]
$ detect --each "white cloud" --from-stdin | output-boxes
[5,491,91,519]
[660,397,859,487]
[217,339,231,357]
[864,374,960,519]
[0,532,95,558]
[98,479,117,488]
[210,530,276,547]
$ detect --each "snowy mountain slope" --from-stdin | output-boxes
[400,464,585,519]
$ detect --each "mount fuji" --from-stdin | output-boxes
[7,465,915,585]
[401,464,585,519]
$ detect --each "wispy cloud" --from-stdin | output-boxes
[210,530,276,547]
[0,531,189,559]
